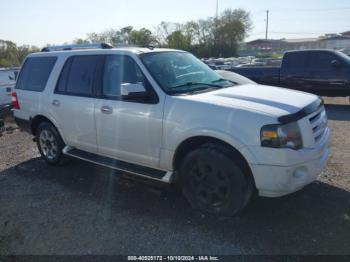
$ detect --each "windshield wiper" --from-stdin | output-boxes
[212,78,237,85]
[171,82,223,89]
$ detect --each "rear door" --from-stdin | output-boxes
[49,55,102,153]
[280,52,312,92]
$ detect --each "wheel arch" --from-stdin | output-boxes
[172,135,256,187]
[30,115,66,143]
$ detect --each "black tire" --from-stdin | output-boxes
[180,143,253,216]
[36,122,65,165]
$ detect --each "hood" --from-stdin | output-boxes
[182,84,318,118]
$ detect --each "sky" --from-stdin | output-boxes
[1,0,350,47]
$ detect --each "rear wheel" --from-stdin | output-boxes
[180,143,253,216]
[36,122,65,165]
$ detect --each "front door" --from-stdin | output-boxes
[308,51,349,96]
[94,54,163,167]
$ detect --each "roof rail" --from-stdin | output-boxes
[41,43,113,52]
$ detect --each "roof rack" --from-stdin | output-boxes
[41,43,113,52]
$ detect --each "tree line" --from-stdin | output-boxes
[76,9,251,58]
[0,8,251,67]
[0,40,39,67]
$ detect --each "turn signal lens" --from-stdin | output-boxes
[262,130,278,139]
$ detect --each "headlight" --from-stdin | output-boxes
[261,122,303,150]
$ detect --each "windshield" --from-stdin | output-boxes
[139,51,234,94]
[337,51,350,65]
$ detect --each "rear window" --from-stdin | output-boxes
[16,57,57,92]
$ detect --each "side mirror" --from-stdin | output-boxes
[120,82,150,101]
[331,59,343,68]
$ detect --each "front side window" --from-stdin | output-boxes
[16,56,57,92]
[310,52,338,70]
[140,52,233,95]
[103,55,145,98]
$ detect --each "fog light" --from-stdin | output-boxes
[293,167,307,179]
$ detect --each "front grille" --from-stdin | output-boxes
[309,108,327,143]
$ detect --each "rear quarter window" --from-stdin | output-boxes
[282,52,309,70]
[16,56,57,92]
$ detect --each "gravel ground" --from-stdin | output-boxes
[0,97,349,255]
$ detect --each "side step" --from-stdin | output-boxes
[63,146,173,183]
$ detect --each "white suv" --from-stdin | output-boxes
[13,44,330,216]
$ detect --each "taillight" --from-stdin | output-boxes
[11,92,20,109]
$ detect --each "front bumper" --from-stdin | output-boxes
[248,128,330,197]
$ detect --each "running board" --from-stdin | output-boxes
[63,146,173,183]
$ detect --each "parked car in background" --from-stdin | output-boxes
[13,44,330,216]
[236,63,266,68]
[0,68,19,106]
[266,58,282,67]
[230,49,350,97]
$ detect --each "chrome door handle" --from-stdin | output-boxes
[52,100,60,106]
[101,106,113,114]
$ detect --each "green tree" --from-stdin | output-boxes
[74,8,251,58]
[213,9,252,57]
[155,9,251,57]
[78,27,157,47]
[129,28,157,46]
[166,30,191,50]
[0,40,39,67]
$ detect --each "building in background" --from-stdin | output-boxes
[240,31,350,56]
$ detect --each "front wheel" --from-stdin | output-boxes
[36,122,65,165]
[180,143,253,216]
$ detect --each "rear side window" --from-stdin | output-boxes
[16,57,57,92]
[283,52,309,70]
[56,55,99,96]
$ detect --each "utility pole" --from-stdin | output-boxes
[265,10,269,40]
[216,0,219,20]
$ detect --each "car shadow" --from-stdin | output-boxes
[325,104,350,121]
[1,158,350,254]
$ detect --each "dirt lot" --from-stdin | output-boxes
[0,97,349,255]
